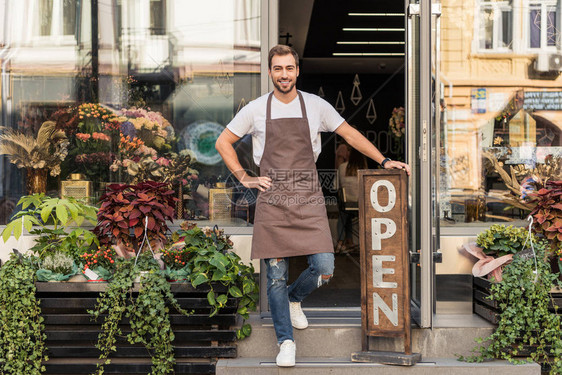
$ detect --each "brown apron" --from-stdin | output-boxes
[251,92,334,259]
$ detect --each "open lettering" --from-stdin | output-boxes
[370,179,399,327]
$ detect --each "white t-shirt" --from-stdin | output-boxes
[226,91,345,166]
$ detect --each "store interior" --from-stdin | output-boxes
[279,0,406,307]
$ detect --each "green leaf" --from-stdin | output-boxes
[216,294,228,305]
[242,323,252,336]
[13,218,22,239]
[191,273,208,287]
[229,286,243,298]
[56,204,69,225]
[40,205,53,223]
[207,290,216,306]
[2,220,15,242]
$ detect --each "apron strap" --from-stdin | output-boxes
[297,91,308,119]
[266,92,274,121]
[266,91,309,121]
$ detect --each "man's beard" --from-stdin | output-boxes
[272,78,295,94]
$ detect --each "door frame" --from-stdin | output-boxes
[406,0,435,328]
[258,0,437,326]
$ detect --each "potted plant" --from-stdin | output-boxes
[0,121,69,194]
[1,194,99,261]
[79,246,118,281]
[36,251,79,282]
[177,222,259,339]
[161,242,193,282]
[529,180,562,277]
[476,224,533,258]
[94,181,176,257]
[461,240,562,373]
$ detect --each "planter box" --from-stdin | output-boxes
[473,276,562,325]
[36,282,239,375]
[473,276,562,373]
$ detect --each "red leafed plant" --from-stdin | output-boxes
[94,181,176,251]
[529,180,562,254]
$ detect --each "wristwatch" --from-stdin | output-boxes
[381,157,391,168]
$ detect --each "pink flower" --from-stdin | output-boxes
[92,132,110,141]
[155,157,170,166]
[76,133,91,141]
[181,179,188,185]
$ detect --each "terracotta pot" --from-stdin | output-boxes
[26,168,48,195]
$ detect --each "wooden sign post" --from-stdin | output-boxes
[351,170,421,366]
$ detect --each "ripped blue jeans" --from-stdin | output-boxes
[265,253,334,344]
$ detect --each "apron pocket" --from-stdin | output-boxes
[255,200,288,222]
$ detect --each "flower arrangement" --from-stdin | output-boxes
[476,224,535,257]
[42,251,75,275]
[108,107,193,184]
[0,121,69,176]
[80,246,118,280]
[36,251,79,281]
[53,103,117,183]
[388,107,405,139]
[161,243,194,270]
[81,246,117,271]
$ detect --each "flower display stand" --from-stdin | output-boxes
[37,282,238,374]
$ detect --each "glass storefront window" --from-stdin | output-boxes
[439,0,562,227]
[0,0,261,226]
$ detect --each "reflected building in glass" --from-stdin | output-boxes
[0,0,261,225]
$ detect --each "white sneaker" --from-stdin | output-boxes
[289,302,308,329]
[276,339,296,367]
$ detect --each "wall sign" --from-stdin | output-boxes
[351,169,420,366]
[523,91,562,111]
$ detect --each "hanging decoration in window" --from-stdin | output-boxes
[318,86,325,98]
[236,98,247,114]
[335,91,345,114]
[366,98,377,124]
[351,74,362,105]
[215,60,233,98]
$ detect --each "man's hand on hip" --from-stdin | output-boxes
[241,176,272,191]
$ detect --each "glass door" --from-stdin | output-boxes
[406,0,439,328]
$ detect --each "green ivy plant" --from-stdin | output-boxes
[460,241,562,373]
[175,223,259,339]
[1,194,98,260]
[89,253,192,375]
[0,253,48,374]
[476,224,536,257]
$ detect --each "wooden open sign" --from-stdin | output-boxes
[351,169,421,365]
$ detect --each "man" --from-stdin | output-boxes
[215,45,410,367]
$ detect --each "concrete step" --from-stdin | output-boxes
[216,357,541,375]
[237,313,496,359]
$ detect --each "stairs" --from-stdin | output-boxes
[216,312,541,375]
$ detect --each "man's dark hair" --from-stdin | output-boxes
[268,45,299,69]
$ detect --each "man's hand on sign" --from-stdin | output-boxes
[241,175,272,191]
[384,160,411,176]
